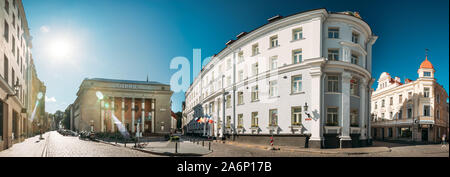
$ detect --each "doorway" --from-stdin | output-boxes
[381,128,385,140]
[421,128,428,142]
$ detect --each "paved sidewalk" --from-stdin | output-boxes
[0,133,50,157]
[97,140,212,156]
[220,141,391,155]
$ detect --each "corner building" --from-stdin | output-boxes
[183,9,377,148]
[371,57,448,143]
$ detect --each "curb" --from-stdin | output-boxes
[221,141,392,155]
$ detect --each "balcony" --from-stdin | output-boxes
[324,126,341,134]
[372,118,413,126]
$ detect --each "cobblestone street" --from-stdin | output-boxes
[0,132,448,157]
[0,131,158,157]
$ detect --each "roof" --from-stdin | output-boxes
[85,78,166,85]
[419,56,434,69]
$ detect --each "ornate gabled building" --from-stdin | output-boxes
[371,56,448,143]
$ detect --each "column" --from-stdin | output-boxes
[141,98,145,134]
[151,99,155,133]
[121,97,125,128]
[308,68,323,148]
[359,78,368,146]
[111,97,115,132]
[132,97,135,133]
[340,72,352,148]
[101,100,105,132]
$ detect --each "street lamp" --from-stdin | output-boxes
[303,102,311,118]
[5,80,22,100]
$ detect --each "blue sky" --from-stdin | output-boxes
[22,0,449,113]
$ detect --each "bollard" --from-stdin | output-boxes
[175,142,178,153]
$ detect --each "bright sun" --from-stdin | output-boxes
[49,38,73,58]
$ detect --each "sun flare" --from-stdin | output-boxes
[49,38,73,58]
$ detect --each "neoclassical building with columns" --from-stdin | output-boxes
[71,78,173,136]
[183,8,377,148]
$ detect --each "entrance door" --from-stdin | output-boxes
[382,128,385,140]
[422,128,428,142]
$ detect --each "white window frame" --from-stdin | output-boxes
[251,112,258,127]
[292,49,302,64]
[292,75,302,93]
[328,27,339,38]
[252,44,259,56]
[270,35,278,48]
[269,80,278,97]
[269,109,278,126]
[251,85,259,101]
[326,107,339,126]
[292,28,303,41]
[292,107,302,125]
[270,56,278,70]
[327,75,339,93]
[328,49,339,61]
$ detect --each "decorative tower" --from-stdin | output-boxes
[418,51,435,79]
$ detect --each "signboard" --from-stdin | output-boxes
[305,118,312,121]
[419,120,434,124]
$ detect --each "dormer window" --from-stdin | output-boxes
[423,72,431,77]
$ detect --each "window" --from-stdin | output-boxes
[238,70,244,82]
[270,35,278,48]
[226,58,231,70]
[423,105,430,116]
[350,79,359,96]
[11,69,14,87]
[4,21,9,42]
[423,72,431,77]
[328,49,339,61]
[226,116,231,128]
[390,112,393,119]
[270,56,278,70]
[252,44,259,56]
[407,107,412,118]
[350,110,359,127]
[4,0,9,14]
[388,128,393,137]
[292,49,302,64]
[408,92,412,99]
[269,109,278,126]
[0,101,3,140]
[390,97,393,105]
[252,63,258,76]
[351,54,358,65]
[237,114,243,128]
[4,55,8,84]
[292,107,302,125]
[399,94,403,103]
[251,112,258,127]
[226,95,231,108]
[292,75,302,93]
[381,113,385,119]
[269,80,278,97]
[437,109,440,120]
[398,110,403,119]
[328,28,339,38]
[400,128,412,138]
[326,108,338,126]
[237,91,244,105]
[437,94,440,103]
[238,51,244,63]
[424,87,430,98]
[375,102,377,109]
[226,76,231,87]
[382,99,385,107]
[292,28,303,40]
[352,32,359,44]
[12,36,15,55]
[327,75,339,92]
[251,85,259,101]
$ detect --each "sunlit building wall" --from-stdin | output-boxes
[371,57,449,143]
[0,0,34,151]
[183,8,377,148]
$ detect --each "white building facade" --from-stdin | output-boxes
[183,9,377,148]
[371,57,449,143]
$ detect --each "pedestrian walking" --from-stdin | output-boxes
[442,134,447,146]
